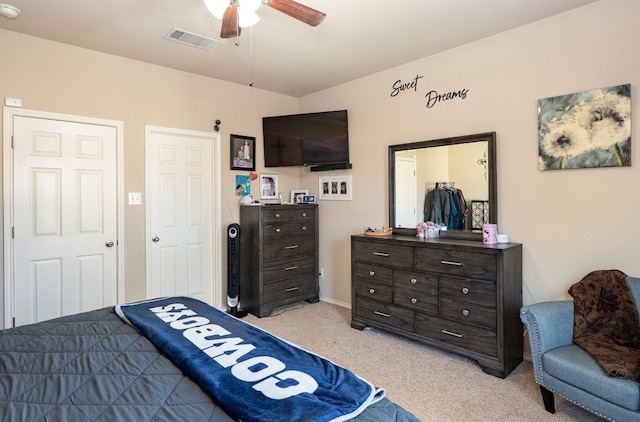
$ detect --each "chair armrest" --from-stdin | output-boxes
[521,301,574,384]
[521,301,574,354]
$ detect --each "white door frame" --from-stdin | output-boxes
[2,107,125,328]
[144,125,222,309]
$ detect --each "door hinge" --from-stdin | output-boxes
[11,135,14,149]
[11,226,15,239]
[12,317,15,328]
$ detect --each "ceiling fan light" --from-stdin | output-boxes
[238,9,260,28]
[238,0,261,13]
[203,0,230,20]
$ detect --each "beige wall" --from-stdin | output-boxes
[0,29,301,326]
[1,0,638,324]
[300,0,640,306]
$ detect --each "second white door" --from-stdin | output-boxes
[146,126,217,305]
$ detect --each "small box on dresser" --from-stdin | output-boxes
[240,204,319,317]
[351,234,522,378]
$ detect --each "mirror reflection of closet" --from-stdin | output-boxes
[389,132,497,240]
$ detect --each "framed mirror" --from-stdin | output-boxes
[389,132,496,240]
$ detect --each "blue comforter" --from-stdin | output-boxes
[115,297,385,422]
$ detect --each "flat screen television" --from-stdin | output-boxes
[262,110,350,170]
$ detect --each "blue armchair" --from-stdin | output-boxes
[520,276,640,421]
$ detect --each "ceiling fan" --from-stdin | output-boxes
[204,0,326,39]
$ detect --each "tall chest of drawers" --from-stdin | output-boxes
[351,234,522,378]
[240,204,319,317]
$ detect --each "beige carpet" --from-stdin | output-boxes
[244,301,602,422]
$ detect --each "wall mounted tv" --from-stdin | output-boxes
[262,110,352,171]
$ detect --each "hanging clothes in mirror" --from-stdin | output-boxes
[423,182,468,230]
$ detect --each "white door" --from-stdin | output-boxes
[146,126,218,306]
[395,156,417,228]
[11,115,118,326]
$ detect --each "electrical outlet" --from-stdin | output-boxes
[319,267,324,278]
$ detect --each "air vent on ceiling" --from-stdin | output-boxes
[164,28,217,49]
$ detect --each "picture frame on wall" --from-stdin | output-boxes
[319,175,352,201]
[259,173,279,200]
[290,189,309,204]
[230,134,255,171]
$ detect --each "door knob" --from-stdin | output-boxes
[152,236,160,242]
[105,241,114,247]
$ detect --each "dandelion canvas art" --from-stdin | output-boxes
[538,84,631,170]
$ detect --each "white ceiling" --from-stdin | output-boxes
[0,0,598,97]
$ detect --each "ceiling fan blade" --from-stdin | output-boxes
[267,0,326,27]
[220,2,240,39]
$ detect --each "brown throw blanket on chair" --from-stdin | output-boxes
[568,269,640,381]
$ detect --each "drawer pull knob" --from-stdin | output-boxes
[285,266,299,271]
[461,287,469,294]
[369,289,376,294]
[374,311,390,318]
[441,329,463,338]
[411,298,418,304]
[373,252,390,257]
[302,226,307,231]
[462,309,469,317]
[410,278,417,285]
[285,245,299,250]
[441,260,462,266]
[301,212,307,217]
[275,213,281,218]
[369,271,375,277]
[275,228,281,233]
[286,287,299,292]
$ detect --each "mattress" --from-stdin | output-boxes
[0,306,418,421]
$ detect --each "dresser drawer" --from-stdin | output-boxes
[355,297,414,332]
[290,207,315,222]
[416,314,497,357]
[264,221,315,238]
[356,279,392,302]
[440,277,496,307]
[263,258,316,284]
[415,248,496,280]
[263,237,315,262]
[439,296,497,329]
[355,263,392,286]
[263,276,317,304]
[263,208,291,223]
[393,270,438,313]
[354,241,413,267]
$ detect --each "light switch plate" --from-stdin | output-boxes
[128,192,142,205]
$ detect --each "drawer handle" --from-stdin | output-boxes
[301,212,307,217]
[369,271,375,277]
[369,288,376,294]
[373,252,390,257]
[441,329,463,338]
[374,311,390,318]
[440,260,462,266]
[461,287,469,294]
[301,225,307,231]
[410,278,417,285]
[275,213,281,218]
[286,287,299,292]
[285,245,299,250]
[411,298,418,304]
[275,228,282,233]
[462,309,469,317]
[285,266,299,271]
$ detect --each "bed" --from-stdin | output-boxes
[0,297,418,421]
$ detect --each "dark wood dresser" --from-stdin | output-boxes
[240,204,319,317]
[351,234,522,378]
